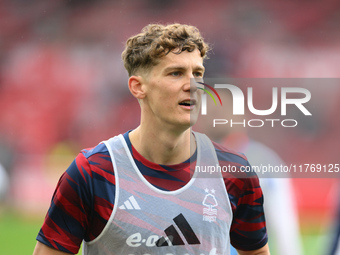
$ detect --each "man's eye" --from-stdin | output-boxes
[171,71,181,76]
[194,72,203,78]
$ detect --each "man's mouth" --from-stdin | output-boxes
[179,99,196,107]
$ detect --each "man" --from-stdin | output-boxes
[329,185,340,255]
[33,23,270,255]
[0,163,8,203]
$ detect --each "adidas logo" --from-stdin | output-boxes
[156,213,200,247]
[119,196,141,210]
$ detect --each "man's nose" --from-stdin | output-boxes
[186,78,203,93]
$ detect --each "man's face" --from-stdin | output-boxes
[141,49,205,131]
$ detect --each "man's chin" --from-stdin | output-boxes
[189,112,199,125]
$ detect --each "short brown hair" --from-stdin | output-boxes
[122,23,209,76]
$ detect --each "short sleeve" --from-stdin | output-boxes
[36,154,93,254]
[229,163,268,250]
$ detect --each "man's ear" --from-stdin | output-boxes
[128,75,146,99]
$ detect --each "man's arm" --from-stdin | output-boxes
[33,241,73,255]
[236,243,270,255]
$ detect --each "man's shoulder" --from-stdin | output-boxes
[74,142,113,175]
[212,140,249,166]
[69,140,115,184]
[80,142,110,159]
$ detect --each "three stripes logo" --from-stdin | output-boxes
[119,196,141,210]
[197,82,222,115]
[156,213,200,247]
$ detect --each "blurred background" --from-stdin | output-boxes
[0,0,340,254]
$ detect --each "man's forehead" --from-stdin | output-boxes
[157,49,204,69]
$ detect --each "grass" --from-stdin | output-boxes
[0,211,42,255]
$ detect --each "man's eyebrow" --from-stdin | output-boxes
[163,65,205,73]
[194,66,205,72]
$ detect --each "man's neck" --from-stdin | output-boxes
[129,125,196,165]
